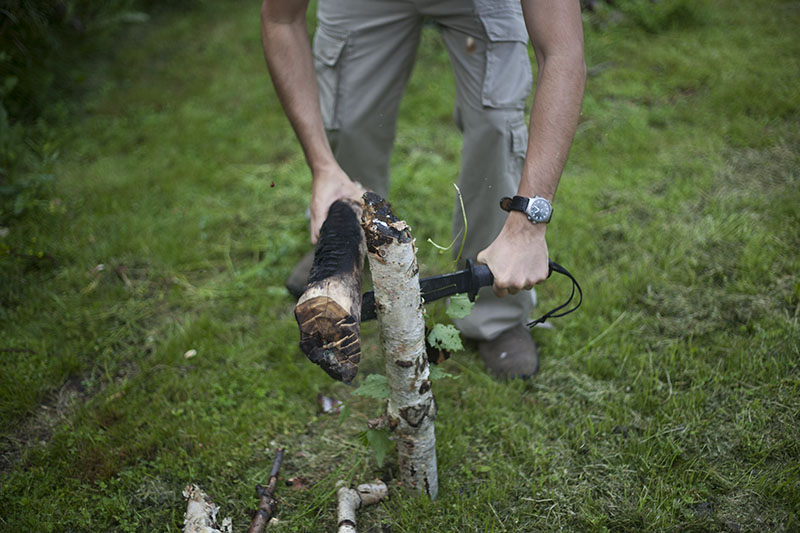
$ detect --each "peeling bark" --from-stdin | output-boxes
[182,484,232,533]
[336,480,389,533]
[361,192,438,498]
[295,199,366,383]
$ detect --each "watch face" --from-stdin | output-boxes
[529,197,551,222]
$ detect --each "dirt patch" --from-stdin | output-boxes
[0,374,88,472]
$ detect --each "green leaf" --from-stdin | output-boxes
[353,374,390,399]
[429,365,458,381]
[366,428,394,467]
[446,293,475,319]
[427,323,463,352]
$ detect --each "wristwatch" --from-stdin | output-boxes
[500,195,553,224]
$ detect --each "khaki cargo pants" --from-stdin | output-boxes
[314,0,536,341]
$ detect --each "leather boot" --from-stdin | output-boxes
[478,324,539,380]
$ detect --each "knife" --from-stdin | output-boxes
[360,259,556,322]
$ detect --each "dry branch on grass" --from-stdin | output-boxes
[247,447,285,533]
[183,448,284,533]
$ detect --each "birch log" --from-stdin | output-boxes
[336,480,389,533]
[361,192,438,498]
[295,199,366,383]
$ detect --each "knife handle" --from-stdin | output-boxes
[467,259,493,301]
[466,259,556,301]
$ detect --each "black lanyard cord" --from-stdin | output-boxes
[527,260,583,328]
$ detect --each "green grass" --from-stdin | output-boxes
[1,0,799,531]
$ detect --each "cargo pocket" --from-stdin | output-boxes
[478,10,533,109]
[312,25,349,130]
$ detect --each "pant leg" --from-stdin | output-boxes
[314,0,423,197]
[432,2,536,341]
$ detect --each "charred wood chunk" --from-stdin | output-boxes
[294,199,365,383]
[361,191,411,255]
[307,200,365,286]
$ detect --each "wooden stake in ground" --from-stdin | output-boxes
[295,199,366,383]
[336,480,389,533]
[361,192,438,498]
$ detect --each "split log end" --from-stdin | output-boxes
[295,296,360,383]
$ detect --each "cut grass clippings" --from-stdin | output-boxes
[1,0,799,531]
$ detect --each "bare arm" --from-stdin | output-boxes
[477,0,586,296]
[261,0,363,243]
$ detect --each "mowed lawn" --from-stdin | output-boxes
[1,0,798,531]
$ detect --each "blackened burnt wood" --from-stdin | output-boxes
[294,199,366,383]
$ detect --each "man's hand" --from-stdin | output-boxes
[309,166,365,244]
[477,212,549,298]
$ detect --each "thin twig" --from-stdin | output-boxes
[247,447,285,533]
[453,184,468,264]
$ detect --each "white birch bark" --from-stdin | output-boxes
[182,484,232,533]
[336,480,389,533]
[362,192,438,498]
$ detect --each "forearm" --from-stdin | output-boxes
[520,53,586,201]
[261,1,364,243]
[520,0,586,202]
[260,0,336,173]
[477,1,585,294]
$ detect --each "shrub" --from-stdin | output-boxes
[0,0,200,224]
[616,0,708,33]
[583,0,708,33]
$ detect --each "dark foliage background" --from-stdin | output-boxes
[0,0,201,122]
[0,0,200,224]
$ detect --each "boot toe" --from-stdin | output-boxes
[478,324,539,380]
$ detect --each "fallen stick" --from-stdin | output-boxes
[295,199,366,383]
[247,447,286,533]
[336,480,389,533]
[182,484,232,533]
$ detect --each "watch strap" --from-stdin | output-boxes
[499,195,529,214]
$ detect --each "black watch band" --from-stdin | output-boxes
[499,195,530,214]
